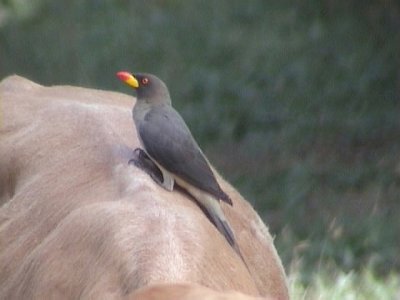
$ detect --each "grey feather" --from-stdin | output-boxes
[138,105,232,205]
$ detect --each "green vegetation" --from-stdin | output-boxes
[1,0,399,297]
[289,265,399,300]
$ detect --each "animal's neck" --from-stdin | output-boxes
[133,100,151,123]
[144,95,172,106]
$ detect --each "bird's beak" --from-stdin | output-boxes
[116,71,139,89]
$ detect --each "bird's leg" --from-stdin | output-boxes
[129,148,163,186]
[129,148,174,191]
[156,164,175,192]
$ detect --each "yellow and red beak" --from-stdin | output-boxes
[116,71,139,88]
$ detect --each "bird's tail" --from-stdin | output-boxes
[208,210,236,248]
[202,199,250,271]
[182,184,250,271]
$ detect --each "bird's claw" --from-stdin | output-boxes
[129,148,164,185]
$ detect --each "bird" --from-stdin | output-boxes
[116,71,243,258]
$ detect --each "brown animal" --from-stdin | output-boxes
[0,76,289,299]
[130,283,272,300]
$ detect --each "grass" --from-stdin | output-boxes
[289,265,399,300]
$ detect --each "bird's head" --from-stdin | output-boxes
[116,71,171,105]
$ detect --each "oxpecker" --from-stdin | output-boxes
[116,71,243,258]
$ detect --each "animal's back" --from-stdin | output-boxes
[0,75,288,300]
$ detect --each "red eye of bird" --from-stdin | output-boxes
[142,78,149,85]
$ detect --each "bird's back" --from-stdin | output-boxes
[138,105,232,204]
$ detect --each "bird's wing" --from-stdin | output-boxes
[138,105,232,205]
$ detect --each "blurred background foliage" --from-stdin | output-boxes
[1,0,399,285]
